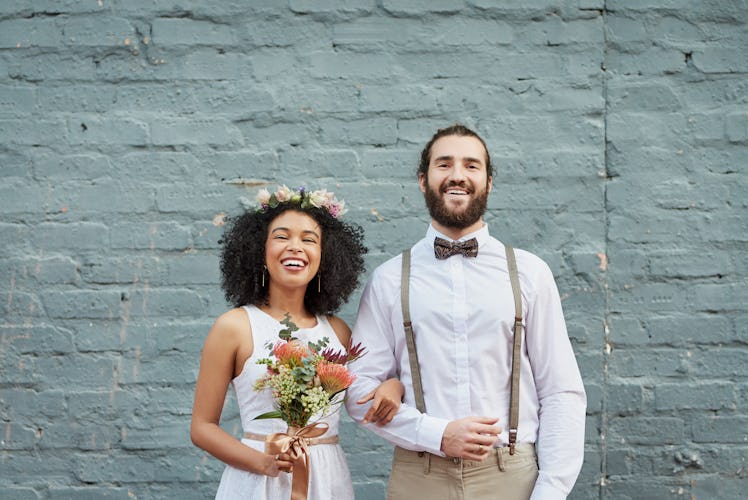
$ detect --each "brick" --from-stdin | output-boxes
[648,249,731,278]
[66,116,149,146]
[655,382,735,411]
[121,423,189,449]
[191,221,224,250]
[0,119,67,145]
[692,47,748,73]
[359,85,439,113]
[0,388,65,420]
[33,222,109,251]
[289,0,375,14]
[34,354,118,390]
[608,348,687,378]
[0,487,40,500]
[8,54,96,81]
[0,85,35,116]
[608,416,684,445]
[48,487,132,500]
[109,221,192,250]
[61,17,135,47]
[606,383,644,415]
[604,479,691,499]
[0,19,63,48]
[725,110,748,143]
[80,256,167,284]
[605,47,687,77]
[691,477,747,500]
[33,153,112,181]
[318,117,399,146]
[607,83,682,112]
[41,290,122,319]
[151,18,238,46]
[277,149,359,180]
[642,315,734,345]
[0,422,39,450]
[37,85,117,113]
[691,416,748,444]
[689,283,748,312]
[53,179,155,214]
[165,253,220,285]
[151,117,242,146]
[0,179,49,214]
[0,324,74,354]
[155,183,241,214]
[0,291,44,322]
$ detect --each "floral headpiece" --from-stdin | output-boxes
[255,185,347,219]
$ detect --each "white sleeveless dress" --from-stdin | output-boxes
[214,305,355,500]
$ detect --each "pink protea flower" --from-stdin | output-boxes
[273,340,311,366]
[317,361,355,395]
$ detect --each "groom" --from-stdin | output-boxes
[346,124,586,500]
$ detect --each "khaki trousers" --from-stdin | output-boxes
[387,444,538,500]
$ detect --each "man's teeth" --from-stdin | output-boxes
[446,189,467,195]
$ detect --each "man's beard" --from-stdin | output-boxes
[423,179,489,230]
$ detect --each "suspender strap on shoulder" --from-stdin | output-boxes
[505,244,523,455]
[401,249,426,414]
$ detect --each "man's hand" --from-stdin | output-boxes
[440,416,501,461]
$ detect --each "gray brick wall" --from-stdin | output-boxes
[1,1,745,499]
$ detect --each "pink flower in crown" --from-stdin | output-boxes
[256,188,271,206]
[331,200,346,218]
[275,185,293,202]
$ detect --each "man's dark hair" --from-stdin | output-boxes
[220,204,367,316]
[418,124,493,180]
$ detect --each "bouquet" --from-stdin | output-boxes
[253,314,365,428]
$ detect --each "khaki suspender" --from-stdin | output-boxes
[400,244,524,455]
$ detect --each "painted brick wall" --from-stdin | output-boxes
[1,1,746,499]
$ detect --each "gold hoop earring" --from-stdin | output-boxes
[317,273,321,293]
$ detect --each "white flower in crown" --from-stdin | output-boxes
[256,188,271,206]
[275,185,293,202]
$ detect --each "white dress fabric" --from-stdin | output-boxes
[215,305,355,500]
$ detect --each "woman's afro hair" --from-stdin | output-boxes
[219,204,367,316]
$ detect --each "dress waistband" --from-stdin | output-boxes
[243,431,339,446]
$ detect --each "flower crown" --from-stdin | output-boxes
[256,185,347,219]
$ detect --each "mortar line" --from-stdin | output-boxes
[600,1,611,499]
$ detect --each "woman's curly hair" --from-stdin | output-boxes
[220,204,367,316]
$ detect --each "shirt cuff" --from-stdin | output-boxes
[529,482,569,500]
[417,414,450,456]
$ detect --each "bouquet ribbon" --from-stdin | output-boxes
[265,422,332,500]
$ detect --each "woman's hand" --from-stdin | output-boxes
[357,378,404,426]
[260,452,294,477]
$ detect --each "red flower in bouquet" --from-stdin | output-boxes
[272,339,312,367]
[316,360,355,396]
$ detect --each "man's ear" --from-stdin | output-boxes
[487,176,493,194]
[418,172,427,193]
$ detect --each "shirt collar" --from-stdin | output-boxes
[425,223,490,248]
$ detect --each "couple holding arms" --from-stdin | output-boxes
[191,124,586,500]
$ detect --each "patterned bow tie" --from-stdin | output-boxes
[434,237,479,260]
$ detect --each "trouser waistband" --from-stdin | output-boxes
[394,443,536,473]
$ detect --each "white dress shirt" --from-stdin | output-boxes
[345,223,586,500]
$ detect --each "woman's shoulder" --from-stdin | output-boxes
[208,307,251,342]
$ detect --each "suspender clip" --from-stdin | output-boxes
[508,428,518,456]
